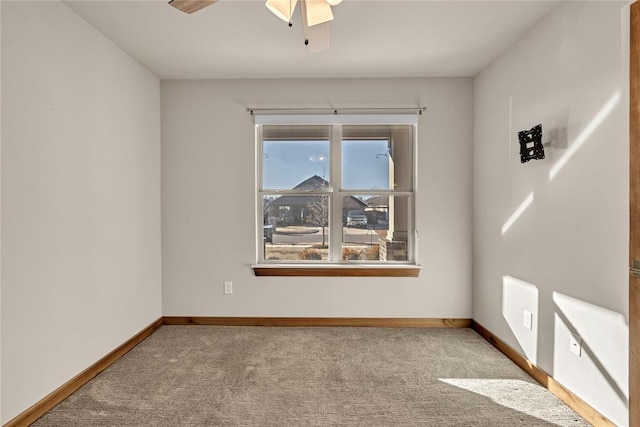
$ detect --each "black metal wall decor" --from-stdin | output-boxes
[518,124,545,163]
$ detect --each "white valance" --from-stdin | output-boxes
[250,108,424,125]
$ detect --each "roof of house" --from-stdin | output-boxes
[365,196,389,207]
[294,175,328,190]
[266,175,367,210]
[343,196,368,210]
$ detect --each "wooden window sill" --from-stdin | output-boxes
[252,264,421,277]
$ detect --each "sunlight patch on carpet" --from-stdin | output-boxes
[439,378,582,426]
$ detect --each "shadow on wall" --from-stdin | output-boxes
[544,125,569,151]
[553,292,629,426]
[502,91,621,236]
[548,91,621,181]
[502,275,539,365]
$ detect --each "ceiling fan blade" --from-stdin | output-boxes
[300,0,330,53]
[169,0,219,14]
[304,0,333,27]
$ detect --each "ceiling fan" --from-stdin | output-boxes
[168,0,343,52]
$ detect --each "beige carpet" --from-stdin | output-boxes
[34,326,589,426]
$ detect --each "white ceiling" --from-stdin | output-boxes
[64,0,559,79]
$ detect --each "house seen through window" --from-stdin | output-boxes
[257,118,416,264]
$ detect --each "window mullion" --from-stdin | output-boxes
[330,124,343,263]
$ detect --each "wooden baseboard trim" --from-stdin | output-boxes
[163,316,472,328]
[4,317,164,427]
[471,321,616,427]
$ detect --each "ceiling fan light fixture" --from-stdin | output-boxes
[305,0,334,27]
[326,0,343,6]
[266,0,298,22]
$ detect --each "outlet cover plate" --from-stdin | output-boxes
[523,310,533,330]
[569,334,582,357]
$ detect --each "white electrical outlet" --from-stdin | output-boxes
[569,334,582,357]
[523,310,533,330]
[224,281,233,294]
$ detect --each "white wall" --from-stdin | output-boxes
[473,2,630,425]
[1,1,162,423]
[161,78,473,318]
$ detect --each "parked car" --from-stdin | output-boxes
[346,210,368,227]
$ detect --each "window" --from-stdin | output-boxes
[256,115,417,269]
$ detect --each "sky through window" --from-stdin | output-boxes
[263,139,389,190]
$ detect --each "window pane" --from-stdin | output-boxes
[342,125,413,191]
[262,125,330,191]
[342,195,410,262]
[342,139,391,190]
[263,195,330,261]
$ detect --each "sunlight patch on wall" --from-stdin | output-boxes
[502,275,538,364]
[501,192,534,235]
[553,292,629,426]
[548,91,621,180]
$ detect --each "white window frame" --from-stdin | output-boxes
[255,114,419,266]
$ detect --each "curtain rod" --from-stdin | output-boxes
[247,107,426,115]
